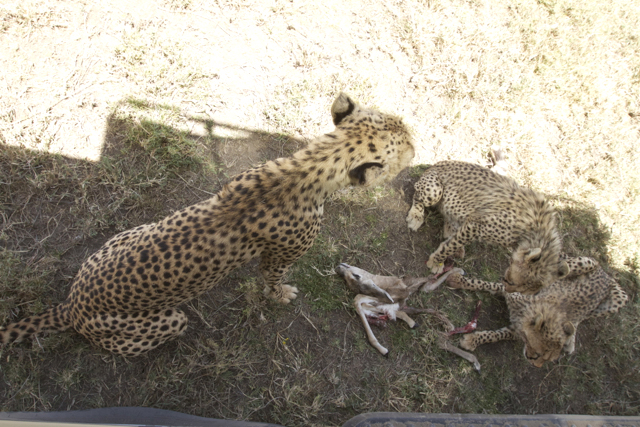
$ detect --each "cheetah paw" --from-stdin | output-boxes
[445,272,466,289]
[426,256,445,275]
[459,334,478,352]
[267,284,299,304]
[406,207,424,231]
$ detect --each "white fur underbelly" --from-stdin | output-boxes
[359,296,399,321]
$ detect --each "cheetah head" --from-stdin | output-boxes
[503,247,570,294]
[331,93,415,187]
[517,310,575,368]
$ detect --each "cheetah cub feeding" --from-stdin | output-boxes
[0,93,414,356]
[407,158,569,294]
[446,256,628,367]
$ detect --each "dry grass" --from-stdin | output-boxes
[1,0,639,425]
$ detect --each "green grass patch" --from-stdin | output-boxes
[290,235,349,311]
[0,248,58,318]
[108,98,221,177]
[409,164,431,179]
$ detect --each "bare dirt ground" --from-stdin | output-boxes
[1,0,639,426]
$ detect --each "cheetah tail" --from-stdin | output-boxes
[0,303,71,345]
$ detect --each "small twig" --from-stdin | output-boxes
[299,310,320,337]
[34,336,44,352]
[311,266,335,277]
[209,293,244,317]
[186,301,214,329]
[176,173,217,196]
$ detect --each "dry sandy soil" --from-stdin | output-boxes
[1,0,639,426]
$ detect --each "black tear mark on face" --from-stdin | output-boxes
[332,97,356,125]
[349,162,383,185]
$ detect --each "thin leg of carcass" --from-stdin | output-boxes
[353,294,399,356]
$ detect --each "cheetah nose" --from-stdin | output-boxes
[502,277,515,292]
[531,359,545,368]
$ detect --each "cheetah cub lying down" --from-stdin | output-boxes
[407,157,569,294]
[0,93,414,356]
[446,256,628,367]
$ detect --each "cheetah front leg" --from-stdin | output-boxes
[446,273,507,296]
[259,254,299,304]
[406,171,443,231]
[427,221,479,274]
[459,326,518,351]
[560,255,599,277]
[590,282,628,318]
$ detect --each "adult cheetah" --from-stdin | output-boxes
[406,160,569,294]
[446,256,628,367]
[0,93,414,356]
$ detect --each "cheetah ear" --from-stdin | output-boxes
[532,313,545,331]
[525,247,542,263]
[558,261,570,279]
[331,93,356,126]
[349,162,384,185]
[562,322,575,336]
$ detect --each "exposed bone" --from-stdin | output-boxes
[336,264,480,370]
[353,294,396,355]
[447,300,482,336]
[438,333,481,372]
[409,306,482,372]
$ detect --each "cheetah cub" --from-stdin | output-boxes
[446,255,628,367]
[406,156,568,294]
[0,93,414,356]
